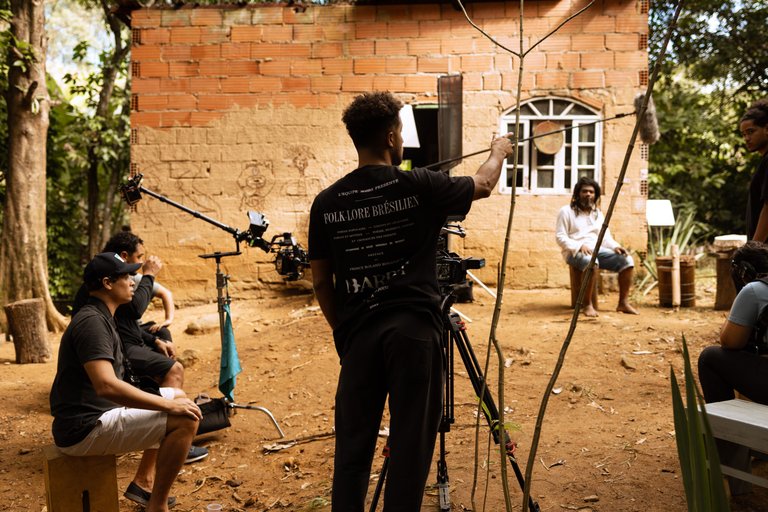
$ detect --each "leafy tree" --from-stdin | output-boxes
[67,0,131,258]
[1,0,131,314]
[649,1,768,238]
[46,75,89,304]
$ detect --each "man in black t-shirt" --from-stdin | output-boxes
[309,91,513,511]
[741,99,768,241]
[72,232,209,465]
[50,253,202,512]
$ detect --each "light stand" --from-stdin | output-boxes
[199,250,284,438]
[120,173,293,438]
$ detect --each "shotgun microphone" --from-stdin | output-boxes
[635,93,660,145]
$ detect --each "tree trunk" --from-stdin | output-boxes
[86,145,102,258]
[0,0,67,332]
[4,298,51,363]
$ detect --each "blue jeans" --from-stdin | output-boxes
[567,248,634,273]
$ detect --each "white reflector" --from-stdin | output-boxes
[400,104,420,148]
[646,199,675,227]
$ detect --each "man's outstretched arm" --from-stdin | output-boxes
[472,133,514,199]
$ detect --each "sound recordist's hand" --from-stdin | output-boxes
[614,246,628,256]
[142,255,162,276]
[579,244,593,255]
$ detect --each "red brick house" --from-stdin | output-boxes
[129,0,649,302]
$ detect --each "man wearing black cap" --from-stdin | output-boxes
[72,232,209,465]
[50,253,202,512]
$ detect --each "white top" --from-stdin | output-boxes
[555,205,620,261]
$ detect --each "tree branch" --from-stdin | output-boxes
[523,0,596,57]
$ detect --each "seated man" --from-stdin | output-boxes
[50,253,202,512]
[698,240,768,496]
[73,232,208,467]
[555,176,638,317]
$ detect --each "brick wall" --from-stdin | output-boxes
[130,1,649,302]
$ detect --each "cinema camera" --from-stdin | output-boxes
[120,174,308,281]
[436,218,484,295]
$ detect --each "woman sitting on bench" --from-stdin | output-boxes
[698,240,768,495]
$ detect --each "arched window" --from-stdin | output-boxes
[498,97,602,195]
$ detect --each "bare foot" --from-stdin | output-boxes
[616,302,639,315]
[582,305,598,317]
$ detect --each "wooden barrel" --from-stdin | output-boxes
[715,250,737,310]
[657,256,696,307]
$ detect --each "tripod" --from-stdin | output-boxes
[199,250,285,438]
[369,289,540,512]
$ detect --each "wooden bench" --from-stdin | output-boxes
[705,399,768,488]
[43,445,119,512]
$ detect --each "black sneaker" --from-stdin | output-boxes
[123,481,177,507]
[185,445,209,464]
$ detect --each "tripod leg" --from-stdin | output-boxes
[228,403,285,438]
[437,431,450,511]
[448,313,541,512]
[368,443,390,512]
[436,315,453,511]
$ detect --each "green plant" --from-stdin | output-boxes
[637,207,704,294]
[670,336,730,511]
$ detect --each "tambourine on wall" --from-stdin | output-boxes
[532,120,565,155]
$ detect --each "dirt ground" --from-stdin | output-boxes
[3,274,768,512]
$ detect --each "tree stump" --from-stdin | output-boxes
[4,298,51,363]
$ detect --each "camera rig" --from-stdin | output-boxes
[120,173,308,281]
[436,217,485,298]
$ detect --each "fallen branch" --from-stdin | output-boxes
[262,430,335,453]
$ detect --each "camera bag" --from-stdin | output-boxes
[195,396,232,435]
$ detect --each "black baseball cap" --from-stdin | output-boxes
[83,252,142,284]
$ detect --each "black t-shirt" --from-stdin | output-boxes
[746,152,768,241]
[308,165,474,337]
[49,297,124,447]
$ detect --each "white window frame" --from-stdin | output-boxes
[498,97,602,195]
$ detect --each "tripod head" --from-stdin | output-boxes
[120,173,309,280]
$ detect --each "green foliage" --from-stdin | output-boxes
[0,8,39,75]
[651,1,768,95]
[649,1,768,239]
[670,336,730,511]
[0,1,11,215]
[46,27,131,299]
[637,206,704,293]
[648,73,756,237]
[46,76,89,300]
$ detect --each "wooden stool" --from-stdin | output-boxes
[43,445,119,512]
[569,265,600,309]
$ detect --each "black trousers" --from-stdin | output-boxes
[332,310,443,512]
[140,321,173,342]
[698,346,768,494]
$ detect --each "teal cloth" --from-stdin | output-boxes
[219,304,242,401]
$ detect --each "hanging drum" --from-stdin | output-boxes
[533,120,564,155]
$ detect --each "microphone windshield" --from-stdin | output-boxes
[634,93,660,145]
